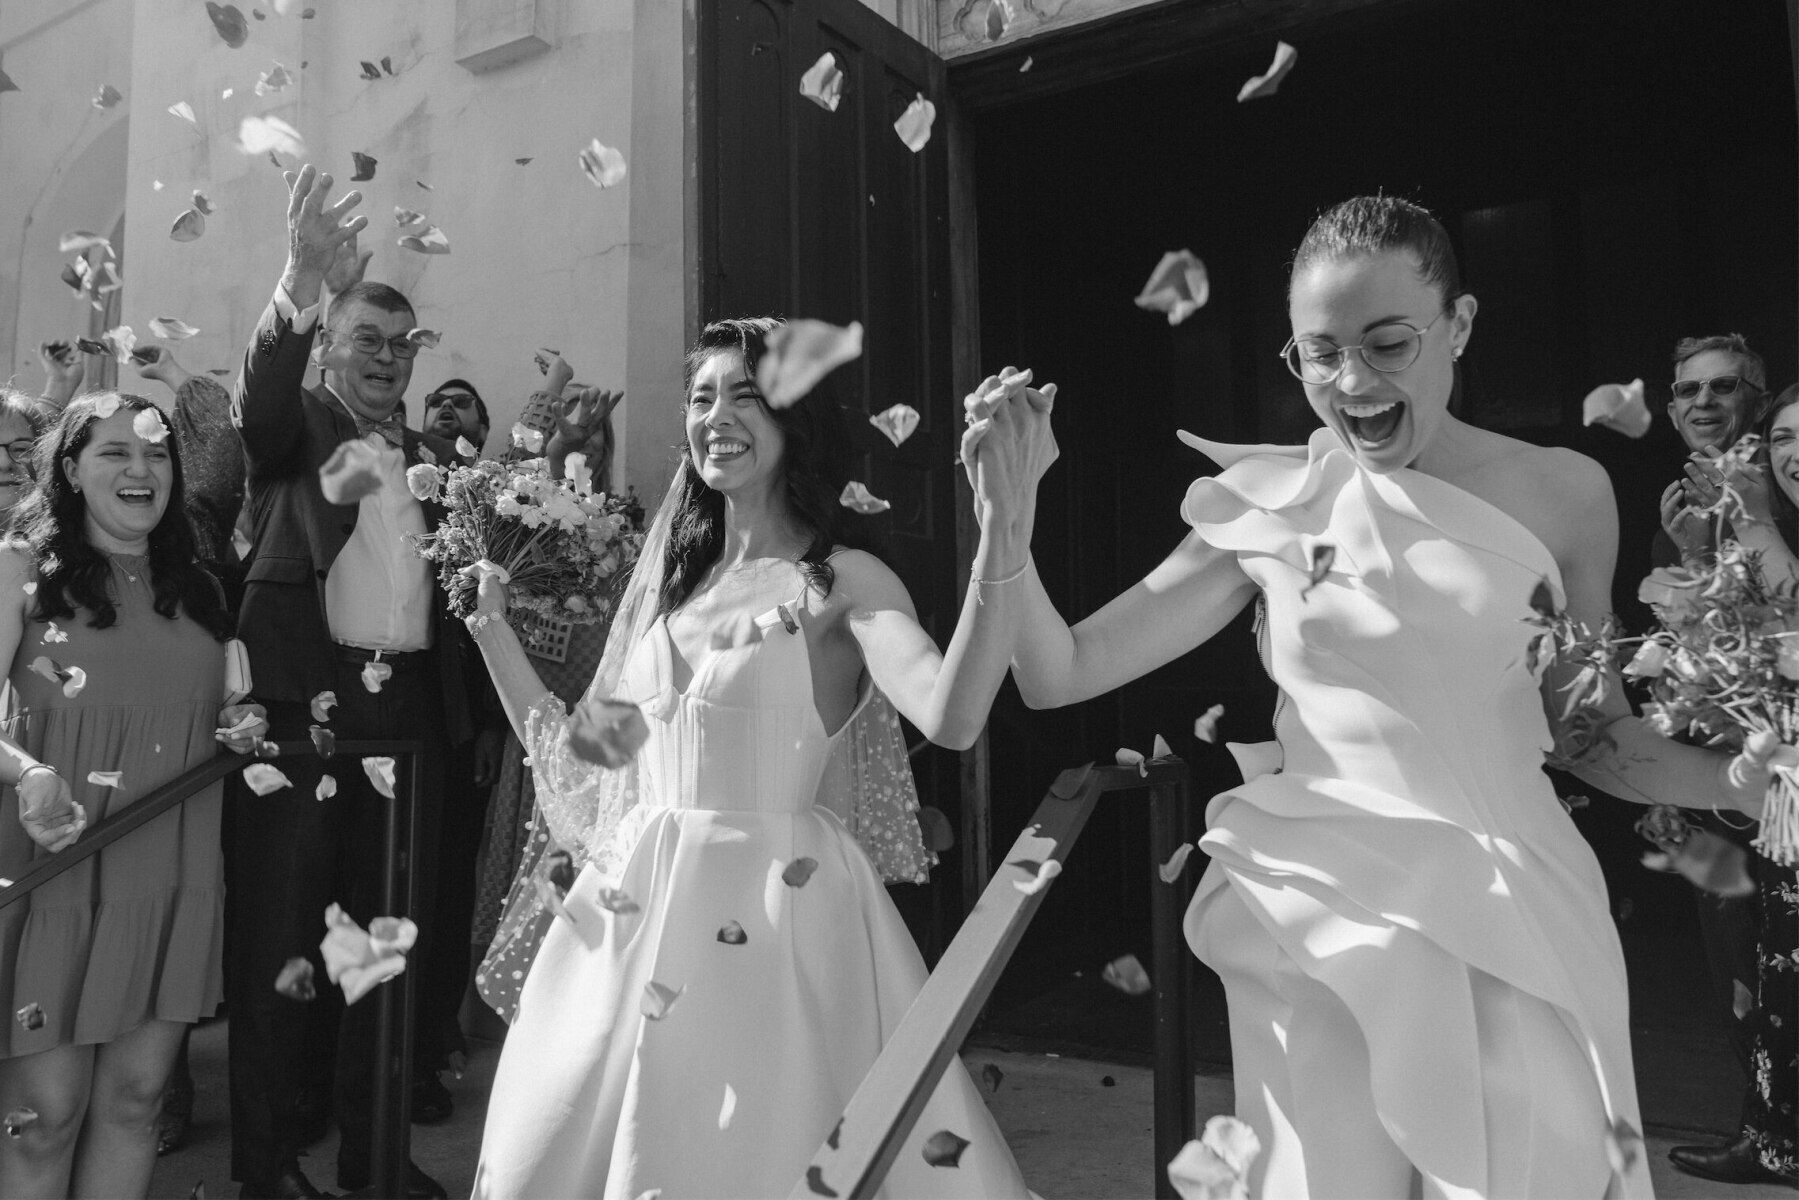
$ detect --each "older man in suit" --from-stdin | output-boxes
[226,166,463,1200]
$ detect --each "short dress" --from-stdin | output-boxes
[0,553,226,1056]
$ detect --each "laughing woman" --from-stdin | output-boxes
[999,196,1776,1198]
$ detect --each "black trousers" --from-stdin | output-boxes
[224,651,446,1184]
[416,733,491,1069]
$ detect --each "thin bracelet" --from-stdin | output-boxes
[971,555,1031,606]
[18,763,56,786]
[466,610,505,638]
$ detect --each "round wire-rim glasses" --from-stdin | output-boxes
[1279,311,1447,385]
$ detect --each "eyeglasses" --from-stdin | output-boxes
[1280,312,1448,384]
[0,440,34,463]
[1671,375,1761,401]
[424,391,476,410]
[328,329,420,359]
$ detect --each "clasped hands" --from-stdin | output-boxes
[959,367,1058,531]
[1661,444,1775,559]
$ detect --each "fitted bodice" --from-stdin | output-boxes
[619,604,856,814]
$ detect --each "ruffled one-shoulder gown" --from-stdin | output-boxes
[1181,430,1651,1199]
[474,590,1029,1199]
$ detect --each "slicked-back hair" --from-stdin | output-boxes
[1673,333,1767,391]
[1290,194,1463,312]
[14,392,232,640]
[658,317,881,616]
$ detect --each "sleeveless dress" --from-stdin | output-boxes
[0,554,227,1057]
[1179,430,1651,1198]
[473,581,1029,1199]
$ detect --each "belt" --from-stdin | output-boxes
[333,643,432,672]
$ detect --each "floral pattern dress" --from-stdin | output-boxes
[1746,864,1798,1176]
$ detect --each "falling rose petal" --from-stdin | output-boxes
[221,86,234,98]
[319,437,386,505]
[1012,857,1061,895]
[980,1062,1004,1092]
[1134,250,1210,326]
[102,325,137,365]
[168,100,197,125]
[15,1002,45,1031]
[92,391,122,416]
[894,93,937,152]
[800,52,845,112]
[319,904,412,1004]
[1102,953,1152,996]
[1236,41,1297,102]
[153,180,165,191]
[1302,543,1334,599]
[1159,842,1195,884]
[757,318,863,408]
[310,690,337,722]
[640,980,684,1021]
[61,666,87,699]
[1199,1114,1260,1178]
[5,1107,39,1137]
[870,403,921,447]
[362,756,396,798]
[242,763,293,795]
[454,435,477,459]
[350,151,377,182]
[206,3,251,47]
[781,856,820,887]
[542,849,576,894]
[405,327,441,350]
[394,206,425,227]
[93,84,123,109]
[921,1130,970,1168]
[170,209,207,243]
[1734,978,1756,1021]
[567,698,651,768]
[594,887,641,915]
[133,408,169,445]
[0,69,17,94]
[368,916,415,958]
[840,481,891,514]
[1193,704,1225,743]
[984,0,1014,41]
[1644,828,1755,897]
[805,1166,839,1197]
[254,62,293,95]
[315,774,336,801]
[1116,747,1148,777]
[578,139,628,188]
[515,157,533,165]
[397,225,452,255]
[359,61,382,80]
[1019,56,1033,72]
[274,957,316,1001]
[718,1083,737,1130]
[21,582,35,596]
[27,656,62,685]
[192,191,217,216]
[380,55,396,76]
[717,920,747,945]
[1581,379,1650,439]
[42,623,67,644]
[61,263,86,292]
[509,423,543,452]
[308,724,336,758]
[148,317,200,340]
[1167,1137,1247,1200]
[85,770,122,788]
[237,114,307,159]
[416,179,433,190]
[1152,734,1173,759]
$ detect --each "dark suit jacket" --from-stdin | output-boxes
[231,298,477,742]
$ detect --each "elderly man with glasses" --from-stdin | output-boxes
[224,165,476,1200]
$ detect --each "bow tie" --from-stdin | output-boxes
[355,412,407,449]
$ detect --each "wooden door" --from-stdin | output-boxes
[699,0,962,952]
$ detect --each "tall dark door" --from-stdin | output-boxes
[699,0,962,951]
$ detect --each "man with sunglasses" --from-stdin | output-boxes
[1653,331,1782,1188]
[226,165,470,1200]
[421,379,490,454]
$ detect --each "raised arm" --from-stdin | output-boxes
[0,547,85,852]
[231,166,367,477]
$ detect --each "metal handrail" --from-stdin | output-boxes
[0,738,424,1200]
[790,755,1197,1200]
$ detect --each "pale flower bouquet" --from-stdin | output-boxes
[407,451,644,628]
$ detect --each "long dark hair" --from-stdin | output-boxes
[657,318,880,615]
[15,392,233,640]
[1760,382,1799,553]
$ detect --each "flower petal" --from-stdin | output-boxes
[133,408,169,445]
[362,756,396,799]
[1158,842,1194,883]
[315,774,336,801]
[980,1062,1004,1092]
[93,83,124,109]
[274,957,317,1001]
[1101,953,1151,995]
[1581,379,1651,438]
[255,63,293,95]
[781,856,820,887]
[1115,747,1148,776]
[360,661,392,693]
[893,94,937,152]
[800,52,845,112]
[86,770,122,788]
[1236,40,1297,102]
[578,139,628,188]
[1134,250,1210,325]
[640,980,684,1020]
[5,1107,39,1137]
[921,1130,970,1168]
[869,404,921,447]
[15,1002,45,1031]
[716,920,747,945]
[567,698,650,768]
[397,225,452,255]
[206,2,250,47]
[717,1083,737,1130]
[167,100,197,125]
[755,319,864,408]
[236,114,307,159]
[148,317,200,340]
[242,764,292,796]
[350,151,378,182]
[1011,857,1061,895]
[310,690,337,722]
[839,481,890,514]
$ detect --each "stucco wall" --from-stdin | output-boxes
[3,0,688,502]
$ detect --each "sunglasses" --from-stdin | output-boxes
[1671,375,1761,401]
[424,391,478,411]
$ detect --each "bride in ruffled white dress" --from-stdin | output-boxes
[464,319,1050,1199]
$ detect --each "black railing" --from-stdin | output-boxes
[790,755,1198,1200]
[0,739,423,1200]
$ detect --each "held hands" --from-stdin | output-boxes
[1709,447,1776,528]
[1720,728,1789,818]
[18,767,84,853]
[215,703,270,754]
[282,165,367,297]
[959,367,1058,533]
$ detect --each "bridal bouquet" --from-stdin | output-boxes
[1537,435,1799,867]
[407,452,644,627]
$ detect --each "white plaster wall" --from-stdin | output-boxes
[7,0,688,503]
[0,0,136,389]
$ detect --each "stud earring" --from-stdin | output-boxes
[1452,347,1463,360]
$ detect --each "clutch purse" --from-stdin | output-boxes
[224,638,254,705]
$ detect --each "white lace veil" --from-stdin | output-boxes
[475,481,934,1022]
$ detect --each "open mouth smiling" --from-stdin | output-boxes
[1340,399,1405,448]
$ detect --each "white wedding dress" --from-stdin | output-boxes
[473,585,1030,1199]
